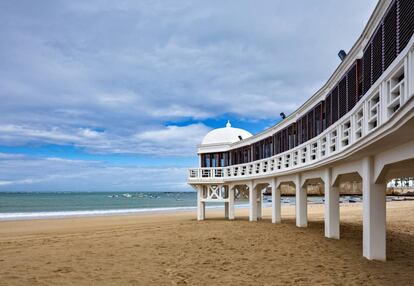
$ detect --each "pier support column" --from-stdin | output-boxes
[228,187,235,220]
[257,191,263,220]
[271,178,281,223]
[324,168,340,239]
[197,185,205,221]
[296,175,307,227]
[224,202,229,219]
[249,182,257,222]
[362,157,386,261]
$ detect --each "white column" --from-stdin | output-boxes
[224,202,229,219]
[324,168,340,239]
[296,174,307,227]
[249,181,257,222]
[257,190,263,220]
[271,178,281,223]
[228,186,235,220]
[362,156,386,261]
[197,185,205,221]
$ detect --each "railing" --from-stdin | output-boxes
[188,39,414,182]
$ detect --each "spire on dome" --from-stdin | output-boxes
[226,120,231,128]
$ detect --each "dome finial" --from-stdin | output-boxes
[226,120,231,128]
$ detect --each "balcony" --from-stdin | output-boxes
[188,38,414,183]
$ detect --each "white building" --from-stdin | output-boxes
[188,0,414,261]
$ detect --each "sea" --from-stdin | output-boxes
[0,192,366,221]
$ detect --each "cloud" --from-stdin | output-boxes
[0,0,377,156]
[0,181,13,186]
[0,124,83,144]
[0,1,379,192]
[133,124,210,155]
[0,153,190,192]
[0,123,210,156]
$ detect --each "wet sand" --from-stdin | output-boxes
[0,201,413,285]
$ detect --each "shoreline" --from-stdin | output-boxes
[0,199,410,232]
[1,195,412,222]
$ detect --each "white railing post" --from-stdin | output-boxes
[380,81,387,125]
[325,132,331,156]
[409,50,414,99]
[363,99,369,137]
[403,55,409,104]
[351,112,357,145]
[317,138,322,159]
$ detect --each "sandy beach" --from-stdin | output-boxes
[0,201,413,285]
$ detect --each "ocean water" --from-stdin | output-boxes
[0,192,365,221]
[0,192,203,221]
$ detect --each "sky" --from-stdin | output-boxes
[0,0,377,192]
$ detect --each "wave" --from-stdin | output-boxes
[0,199,338,221]
[0,204,251,221]
[0,206,196,221]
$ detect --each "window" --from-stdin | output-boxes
[205,154,210,167]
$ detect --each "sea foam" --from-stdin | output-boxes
[0,204,243,221]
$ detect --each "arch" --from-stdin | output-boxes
[300,169,326,188]
[332,172,362,188]
[276,174,299,190]
[254,182,270,193]
[332,160,363,187]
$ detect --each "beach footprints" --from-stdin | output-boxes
[53,266,74,274]
[165,267,191,285]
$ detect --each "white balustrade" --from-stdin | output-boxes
[188,42,413,182]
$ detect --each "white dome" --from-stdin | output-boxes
[201,121,252,145]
